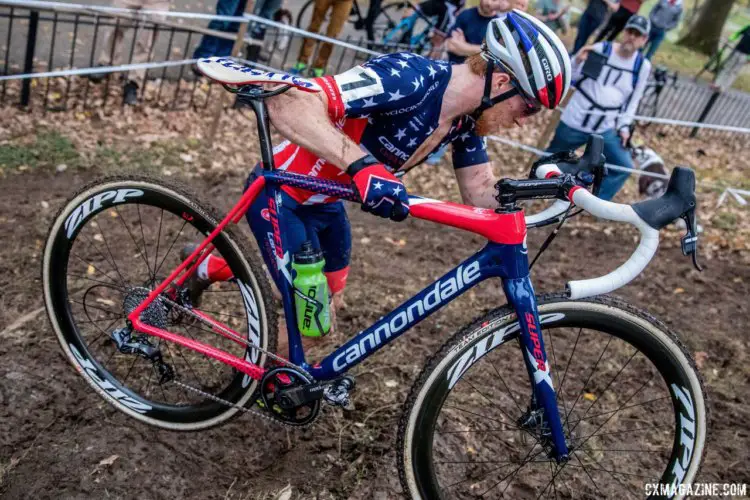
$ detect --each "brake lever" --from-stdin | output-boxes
[680,209,703,272]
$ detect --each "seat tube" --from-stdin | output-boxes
[502,276,569,459]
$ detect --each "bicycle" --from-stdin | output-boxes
[378,1,438,55]
[43,58,708,498]
[638,66,679,129]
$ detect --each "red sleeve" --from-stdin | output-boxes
[313,76,345,125]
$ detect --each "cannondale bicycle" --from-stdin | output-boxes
[43,58,708,498]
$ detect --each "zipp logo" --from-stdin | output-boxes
[669,384,696,492]
[65,189,144,238]
[238,281,263,387]
[446,313,564,389]
[69,343,152,413]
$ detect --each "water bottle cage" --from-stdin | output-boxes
[293,287,329,336]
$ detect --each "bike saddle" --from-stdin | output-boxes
[196,57,322,93]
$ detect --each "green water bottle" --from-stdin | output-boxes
[292,242,331,337]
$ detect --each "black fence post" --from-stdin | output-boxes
[691,90,720,138]
[21,9,39,106]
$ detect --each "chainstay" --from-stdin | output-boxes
[169,379,322,429]
[130,286,312,378]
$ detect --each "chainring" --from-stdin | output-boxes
[260,367,320,426]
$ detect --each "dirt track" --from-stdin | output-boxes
[0,160,749,499]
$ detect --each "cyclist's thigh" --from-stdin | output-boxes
[302,201,352,273]
[417,0,445,18]
[244,172,312,289]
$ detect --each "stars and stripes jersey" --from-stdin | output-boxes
[272,52,489,204]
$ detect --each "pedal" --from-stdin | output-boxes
[323,376,356,410]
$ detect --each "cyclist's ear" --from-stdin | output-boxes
[491,72,512,90]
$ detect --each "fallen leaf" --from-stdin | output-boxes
[93,234,103,242]
[87,264,95,275]
[583,392,597,401]
[97,454,119,467]
[360,237,371,244]
[384,379,398,388]
[673,287,685,294]
[109,210,118,218]
[55,163,67,173]
[40,200,49,209]
[694,351,708,369]
[179,153,193,163]
[96,298,116,306]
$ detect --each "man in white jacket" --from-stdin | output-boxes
[546,15,652,200]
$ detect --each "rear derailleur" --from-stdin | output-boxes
[110,327,174,384]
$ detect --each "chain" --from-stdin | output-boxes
[169,379,322,429]
[128,286,321,428]
[131,286,312,378]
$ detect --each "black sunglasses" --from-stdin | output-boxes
[509,78,543,117]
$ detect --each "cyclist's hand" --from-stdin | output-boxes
[619,128,631,148]
[347,156,410,222]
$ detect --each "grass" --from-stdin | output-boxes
[0,131,80,171]
[0,130,197,174]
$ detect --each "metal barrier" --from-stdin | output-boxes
[0,0,403,110]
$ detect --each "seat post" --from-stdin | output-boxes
[247,97,276,171]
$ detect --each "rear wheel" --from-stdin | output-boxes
[43,174,277,430]
[399,294,707,499]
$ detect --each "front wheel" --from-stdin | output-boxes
[398,294,707,499]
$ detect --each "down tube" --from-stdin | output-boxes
[503,277,569,458]
[311,244,512,381]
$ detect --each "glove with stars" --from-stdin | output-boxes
[346,155,410,222]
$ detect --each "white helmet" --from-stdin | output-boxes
[483,10,572,109]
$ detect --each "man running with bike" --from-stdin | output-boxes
[190,10,571,340]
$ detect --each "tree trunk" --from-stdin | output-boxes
[677,0,736,55]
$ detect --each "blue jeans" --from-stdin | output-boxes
[250,0,283,39]
[546,122,633,201]
[192,0,249,59]
[644,27,666,60]
[573,11,604,54]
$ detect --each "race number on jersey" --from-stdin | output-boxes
[334,65,385,104]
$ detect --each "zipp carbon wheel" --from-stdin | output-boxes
[43,174,277,430]
[398,294,707,499]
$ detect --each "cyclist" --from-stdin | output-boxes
[190,11,571,340]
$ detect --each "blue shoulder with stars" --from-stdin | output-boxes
[333,52,451,116]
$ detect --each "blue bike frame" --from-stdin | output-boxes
[261,169,569,458]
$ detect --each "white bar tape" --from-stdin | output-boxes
[566,188,659,299]
[525,199,570,225]
[535,164,562,179]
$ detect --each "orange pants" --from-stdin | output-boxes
[298,0,353,69]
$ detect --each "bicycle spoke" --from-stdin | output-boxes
[70,253,123,288]
[568,422,673,443]
[154,220,188,277]
[153,209,164,278]
[489,359,525,415]
[546,328,571,436]
[567,395,668,428]
[568,346,641,435]
[67,273,129,292]
[556,327,581,413]
[570,450,605,498]
[441,405,523,431]
[564,334,612,429]
[79,231,129,287]
[461,377,528,434]
[135,204,153,282]
[481,443,546,497]
[122,355,140,386]
[114,206,153,282]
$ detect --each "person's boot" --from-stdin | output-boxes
[87,64,109,83]
[311,67,325,77]
[123,80,139,105]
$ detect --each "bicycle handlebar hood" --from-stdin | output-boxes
[482,10,572,109]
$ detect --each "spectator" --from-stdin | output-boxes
[192,0,248,60]
[572,0,617,54]
[595,0,644,42]
[445,0,510,63]
[426,0,509,165]
[712,25,750,92]
[536,0,569,34]
[512,0,529,10]
[89,0,170,105]
[644,0,682,60]
[250,0,284,40]
[547,15,652,200]
[292,0,354,77]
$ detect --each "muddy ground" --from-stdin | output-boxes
[0,160,748,500]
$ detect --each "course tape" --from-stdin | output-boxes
[486,135,750,207]
[0,0,382,56]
